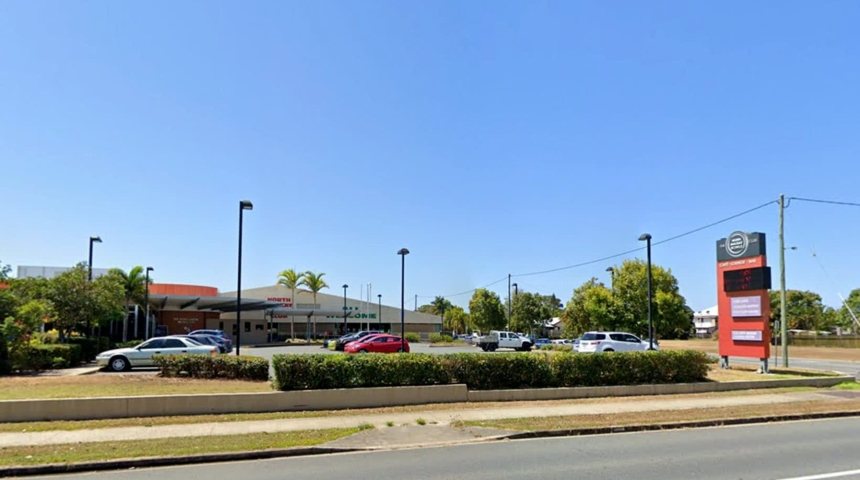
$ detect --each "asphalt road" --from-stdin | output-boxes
[28,417,860,480]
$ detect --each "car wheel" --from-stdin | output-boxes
[480,345,489,352]
[602,348,614,353]
[489,345,497,352]
[359,349,368,353]
[109,356,130,372]
[522,343,532,352]
[397,347,404,353]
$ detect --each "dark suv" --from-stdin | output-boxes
[188,329,233,353]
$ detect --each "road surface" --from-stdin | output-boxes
[29,417,860,480]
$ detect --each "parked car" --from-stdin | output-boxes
[96,336,218,372]
[188,329,233,352]
[344,334,410,354]
[476,330,532,352]
[535,338,552,348]
[334,330,382,351]
[575,331,659,353]
[184,334,229,353]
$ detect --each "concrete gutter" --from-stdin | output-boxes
[0,376,853,423]
[2,410,860,478]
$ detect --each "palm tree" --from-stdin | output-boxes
[277,269,305,340]
[109,266,147,342]
[431,295,453,332]
[300,271,328,342]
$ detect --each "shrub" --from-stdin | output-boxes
[271,350,710,391]
[272,353,450,390]
[66,336,111,362]
[153,354,269,381]
[429,333,453,344]
[18,344,82,371]
[405,332,421,343]
[0,334,10,375]
[113,340,142,349]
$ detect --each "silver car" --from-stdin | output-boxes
[96,336,217,372]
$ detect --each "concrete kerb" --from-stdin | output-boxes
[3,410,860,478]
[0,376,853,423]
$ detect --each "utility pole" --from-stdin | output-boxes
[414,294,418,311]
[779,194,788,367]
[508,274,512,324]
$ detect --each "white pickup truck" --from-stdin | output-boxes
[476,330,532,352]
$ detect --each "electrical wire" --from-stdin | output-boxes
[789,197,860,208]
[424,199,778,300]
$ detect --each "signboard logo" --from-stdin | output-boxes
[725,231,750,258]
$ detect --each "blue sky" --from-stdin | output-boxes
[2,1,859,312]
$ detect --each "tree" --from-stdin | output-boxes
[561,279,616,338]
[277,269,305,339]
[0,261,10,280]
[300,272,328,341]
[468,289,506,333]
[538,294,564,318]
[769,290,828,332]
[510,292,551,335]
[46,264,125,340]
[443,305,470,334]
[602,260,692,339]
[837,289,860,332]
[108,267,147,341]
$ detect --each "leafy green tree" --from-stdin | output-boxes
[468,289,506,333]
[417,304,436,314]
[443,305,470,334]
[47,265,92,339]
[538,294,564,318]
[0,261,10,280]
[769,290,828,332]
[300,271,328,340]
[510,292,551,335]
[0,290,17,326]
[108,267,148,341]
[277,269,305,339]
[837,289,860,331]
[91,273,127,334]
[561,278,615,338]
[608,260,692,339]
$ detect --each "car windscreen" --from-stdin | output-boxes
[184,337,204,345]
[581,333,605,341]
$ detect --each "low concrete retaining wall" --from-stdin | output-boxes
[466,376,855,402]
[0,384,469,422]
[0,376,852,423]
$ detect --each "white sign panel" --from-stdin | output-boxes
[731,330,763,342]
[730,296,762,317]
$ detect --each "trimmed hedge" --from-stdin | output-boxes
[24,344,83,370]
[272,350,711,391]
[153,354,270,381]
[404,332,421,343]
[67,337,111,362]
[429,333,453,343]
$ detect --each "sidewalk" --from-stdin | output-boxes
[0,390,836,448]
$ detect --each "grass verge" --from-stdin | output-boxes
[0,428,359,467]
[461,399,860,431]
[0,375,271,400]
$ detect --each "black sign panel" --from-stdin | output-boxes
[716,232,767,261]
[723,267,772,293]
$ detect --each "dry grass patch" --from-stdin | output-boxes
[0,428,359,467]
[662,339,860,362]
[0,374,271,400]
[463,399,860,431]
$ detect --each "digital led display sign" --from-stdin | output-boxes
[723,267,772,293]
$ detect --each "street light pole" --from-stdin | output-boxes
[236,200,253,356]
[779,193,789,367]
[144,267,153,339]
[507,274,512,326]
[639,233,654,350]
[606,267,615,287]
[87,236,102,337]
[377,294,382,329]
[342,284,349,335]
[398,248,410,351]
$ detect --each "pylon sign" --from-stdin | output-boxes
[716,231,772,370]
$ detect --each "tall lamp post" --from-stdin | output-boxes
[236,200,253,356]
[638,233,654,350]
[397,248,409,351]
[342,284,349,335]
[605,267,615,287]
[144,266,153,339]
[377,294,382,329]
[87,236,102,336]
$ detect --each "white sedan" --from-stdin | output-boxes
[96,336,218,372]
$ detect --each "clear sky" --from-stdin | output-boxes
[2,1,859,312]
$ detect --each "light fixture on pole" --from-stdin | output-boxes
[342,284,349,335]
[397,248,410,351]
[605,266,615,286]
[144,266,153,339]
[638,233,654,350]
[236,200,253,356]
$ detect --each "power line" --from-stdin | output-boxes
[789,197,860,208]
[423,199,778,300]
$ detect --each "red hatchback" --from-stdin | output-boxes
[344,334,410,354]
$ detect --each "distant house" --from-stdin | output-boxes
[543,317,563,338]
[693,305,718,338]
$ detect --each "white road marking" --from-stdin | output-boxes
[778,469,860,480]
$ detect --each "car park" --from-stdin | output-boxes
[96,336,218,372]
[344,334,410,353]
[575,331,659,353]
